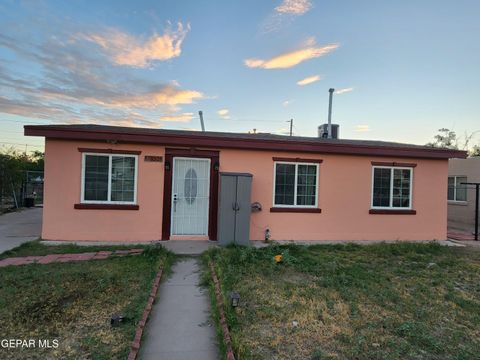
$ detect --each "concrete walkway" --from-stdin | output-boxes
[0,207,42,254]
[140,258,219,360]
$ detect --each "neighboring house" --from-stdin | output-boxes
[25,124,466,243]
[448,157,480,231]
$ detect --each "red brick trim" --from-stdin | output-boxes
[272,157,323,163]
[371,161,417,167]
[74,203,139,210]
[369,209,416,215]
[0,249,144,267]
[78,148,141,155]
[270,207,322,213]
[128,265,164,360]
[209,261,236,360]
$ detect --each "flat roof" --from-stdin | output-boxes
[24,124,467,160]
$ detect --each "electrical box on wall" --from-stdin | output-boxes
[217,172,253,246]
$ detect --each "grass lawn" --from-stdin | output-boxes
[0,245,174,359]
[204,243,480,360]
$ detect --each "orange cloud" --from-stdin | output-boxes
[335,87,354,94]
[78,23,190,67]
[355,125,370,132]
[159,112,194,122]
[86,85,204,110]
[245,39,339,69]
[297,74,321,86]
[275,0,312,15]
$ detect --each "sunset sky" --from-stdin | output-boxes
[1,0,479,152]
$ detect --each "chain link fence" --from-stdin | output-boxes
[0,162,44,214]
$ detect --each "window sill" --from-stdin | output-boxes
[448,201,467,206]
[369,209,416,215]
[74,203,139,210]
[270,207,321,213]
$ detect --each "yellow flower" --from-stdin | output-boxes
[274,254,283,263]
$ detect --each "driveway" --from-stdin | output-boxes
[0,207,42,254]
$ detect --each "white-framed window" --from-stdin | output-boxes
[273,162,319,208]
[448,176,467,202]
[81,153,138,204]
[371,166,413,209]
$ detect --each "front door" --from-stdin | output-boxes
[171,157,211,235]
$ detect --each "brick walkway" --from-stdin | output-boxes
[0,249,144,267]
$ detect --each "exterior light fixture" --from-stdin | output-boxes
[110,314,126,327]
[165,161,171,171]
[214,161,220,171]
[229,291,240,308]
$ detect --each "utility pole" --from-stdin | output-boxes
[462,182,480,241]
[287,119,293,136]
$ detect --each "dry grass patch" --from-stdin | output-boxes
[204,243,480,360]
[0,247,173,359]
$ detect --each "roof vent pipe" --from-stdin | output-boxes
[327,88,334,139]
[198,110,205,132]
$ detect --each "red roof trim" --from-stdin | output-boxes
[25,125,467,160]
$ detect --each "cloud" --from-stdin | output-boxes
[217,108,230,119]
[282,100,292,107]
[335,87,354,94]
[297,74,321,86]
[159,112,195,122]
[76,22,190,68]
[261,0,313,33]
[355,125,370,132]
[245,38,339,69]
[0,29,206,127]
[275,0,312,15]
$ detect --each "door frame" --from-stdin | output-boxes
[162,148,219,240]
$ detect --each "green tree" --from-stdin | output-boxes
[471,145,480,157]
[426,128,458,149]
[0,148,44,211]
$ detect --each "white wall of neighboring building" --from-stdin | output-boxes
[448,157,480,231]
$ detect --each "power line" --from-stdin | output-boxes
[0,141,44,148]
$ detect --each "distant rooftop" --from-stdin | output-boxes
[24,124,467,160]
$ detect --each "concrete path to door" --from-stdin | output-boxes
[0,207,42,254]
[140,258,219,360]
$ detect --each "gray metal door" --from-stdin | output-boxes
[234,175,252,246]
[217,173,252,246]
[218,175,237,246]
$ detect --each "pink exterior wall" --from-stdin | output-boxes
[220,149,448,241]
[43,139,165,241]
[43,139,448,242]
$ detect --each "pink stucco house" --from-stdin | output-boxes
[25,124,466,243]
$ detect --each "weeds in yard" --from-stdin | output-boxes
[0,245,175,360]
[203,243,480,360]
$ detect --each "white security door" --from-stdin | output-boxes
[171,157,211,235]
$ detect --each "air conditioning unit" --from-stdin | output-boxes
[318,124,339,139]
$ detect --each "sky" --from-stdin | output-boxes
[1,0,479,153]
